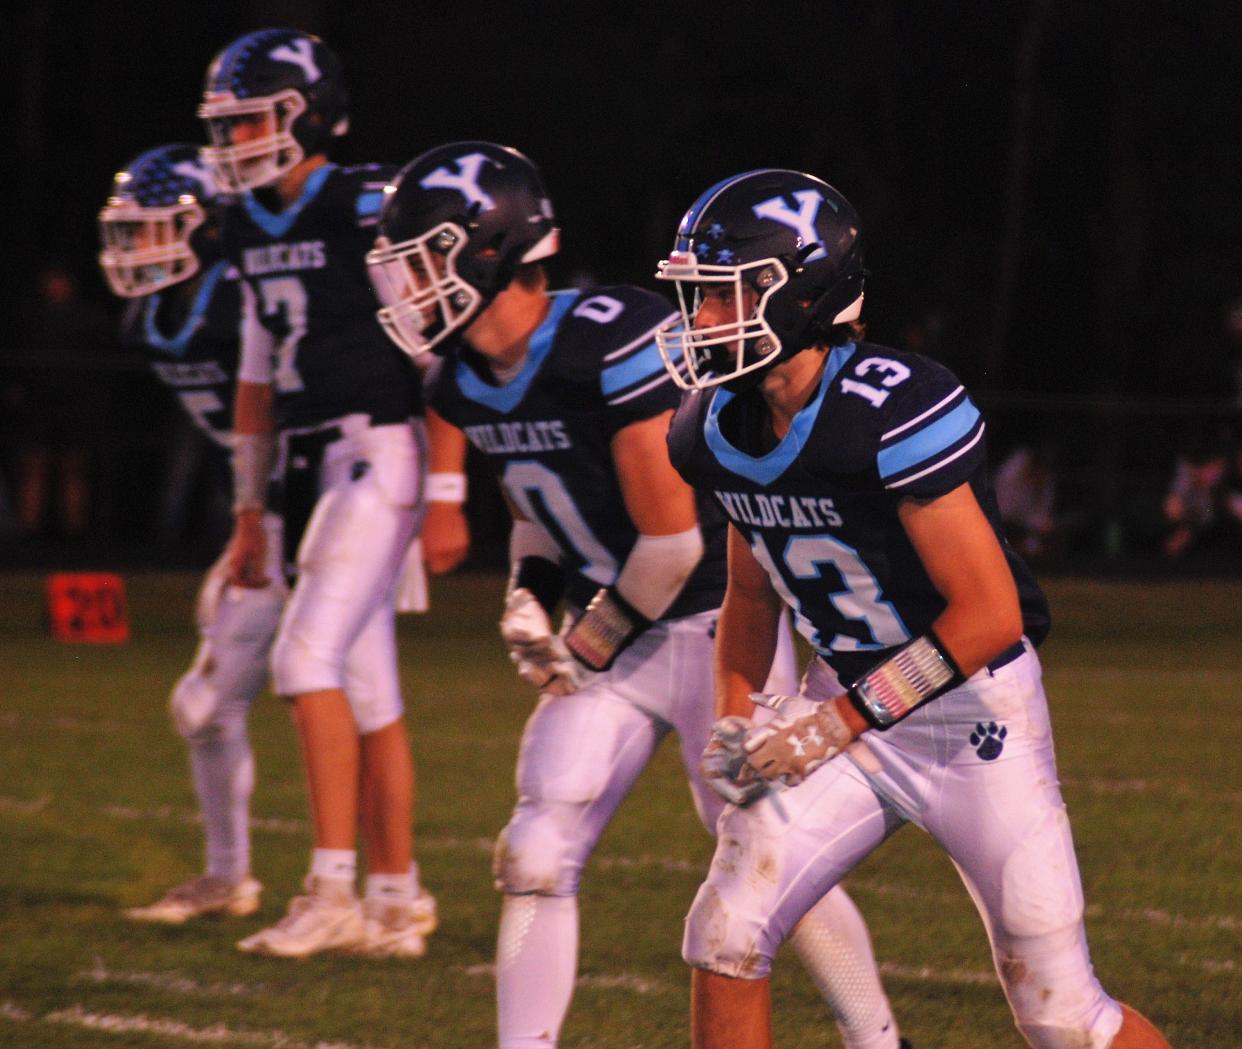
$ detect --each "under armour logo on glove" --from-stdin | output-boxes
[742,698,857,787]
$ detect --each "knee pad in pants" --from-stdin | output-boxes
[493,803,585,897]
[171,582,282,740]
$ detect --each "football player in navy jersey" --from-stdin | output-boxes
[99,143,281,925]
[198,27,437,959]
[656,169,1172,1049]
[370,142,909,1049]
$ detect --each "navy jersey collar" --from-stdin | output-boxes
[242,163,334,238]
[704,343,856,484]
[143,260,229,356]
[454,290,577,413]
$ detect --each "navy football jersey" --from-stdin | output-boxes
[669,341,1050,684]
[222,163,419,429]
[120,259,241,454]
[428,285,726,617]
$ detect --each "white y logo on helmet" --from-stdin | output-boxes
[269,39,321,83]
[419,153,496,212]
[173,160,218,199]
[752,191,828,261]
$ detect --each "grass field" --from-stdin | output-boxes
[1,570,1239,1048]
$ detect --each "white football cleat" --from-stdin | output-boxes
[351,890,438,958]
[125,875,262,924]
[236,876,363,958]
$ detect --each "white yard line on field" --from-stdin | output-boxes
[74,960,258,998]
[1,1001,394,1049]
[0,794,50,814]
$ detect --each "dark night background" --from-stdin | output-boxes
[4,0,1242,566]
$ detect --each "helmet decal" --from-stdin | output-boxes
[752,190,829,261]
[419,153,497,212]
[171,159,218,199]
[268,38,321,82]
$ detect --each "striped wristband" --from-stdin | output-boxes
[847,633,963,729]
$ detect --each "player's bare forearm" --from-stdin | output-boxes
[421,502,470,575]
[425,407,468,473]
[715,526,783,718]
[899,484,1023,675]
[233,380,274,436]
[422,408,472,573]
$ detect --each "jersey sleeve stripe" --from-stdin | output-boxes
[884,422,986,490]
[601,312,679,361]
[882,385,965,440]
[600,338,678,396]
[356,191,384,218]
[606,368,676,405]
[877,399,981,480]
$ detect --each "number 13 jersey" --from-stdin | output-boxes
[668,341,1050,685]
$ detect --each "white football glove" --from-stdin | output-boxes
[749,691,822,721]
[700,716,769,807]
[499,587,582,697]
[742,697,856,787]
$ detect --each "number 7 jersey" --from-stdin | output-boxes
[668,341,1050,685]
[427,285,727,616]
[222,162,419,428]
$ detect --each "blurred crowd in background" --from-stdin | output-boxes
[4,1,1241,573]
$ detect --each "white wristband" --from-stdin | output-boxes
[426,472,467,504]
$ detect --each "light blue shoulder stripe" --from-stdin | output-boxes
[600,337,671,396]
[455,291,578,413]
[704,344,856,485]
[356,190,383,218]
[877,399,980,479]
[242,163,334,237]
[143,261,229,356]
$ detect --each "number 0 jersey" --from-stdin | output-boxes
[120,259,242,455]
[427,285,726,617]
[668,341,1050,684]
[223,162,419,430]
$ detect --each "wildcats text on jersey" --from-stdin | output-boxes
[150,360,231,387]
[462,419,571,455]
[242,240,328,276]
[714,490,844,530]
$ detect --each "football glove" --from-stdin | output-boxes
[700,715,768,807]
[499,587,581,697]
[742,697,856,787]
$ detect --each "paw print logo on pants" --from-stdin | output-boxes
[970,721,1007,761]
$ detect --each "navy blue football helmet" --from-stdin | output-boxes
[655,169,865,390]
[367,141,560,356]
[98,143,221,298]
[198,28,349,192]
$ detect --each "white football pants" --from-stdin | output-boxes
[683,641,1126,1049]
[270,418,422,733]
[495,612,901,1049]
[170,512,285,883]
